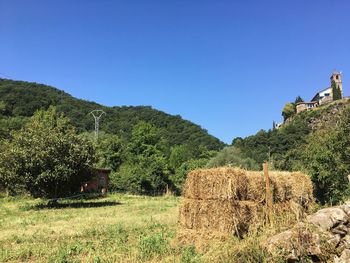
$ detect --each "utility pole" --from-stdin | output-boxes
[89,110,106,141]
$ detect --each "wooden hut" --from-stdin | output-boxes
[81,168,111,194]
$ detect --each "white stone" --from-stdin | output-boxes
[306,208,348,231]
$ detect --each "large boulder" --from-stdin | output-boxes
[265,202,350,262]
[334,249,350,263]
[306,207,348,231]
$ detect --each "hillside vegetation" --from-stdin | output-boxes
[0,78,224,150]
[0,78,225,195]
[229,98,350,204]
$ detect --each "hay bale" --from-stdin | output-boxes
[184,168,314,206]
[178,199,261,235]
[177,167,314,249]
[244,172,266,202]
[268,171,313,207]
[243,171,313,205]
[178,199,237,233]
[183,167,248,200]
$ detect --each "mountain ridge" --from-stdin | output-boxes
[0,78,225,150]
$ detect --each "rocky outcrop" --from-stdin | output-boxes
[265,201,350,262]
[283,98,350,130]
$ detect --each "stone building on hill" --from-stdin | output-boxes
[296,72,343,113]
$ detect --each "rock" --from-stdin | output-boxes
[332,225,348,237]
[265,202,350,262]
[341,235,350,249]
[265,225,322,260]
[265,229,294,252]
[340,202,350,217]
[327,233,341,248]
[306,208,348,231]
[335,249,350,263]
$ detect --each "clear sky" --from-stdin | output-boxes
[1,0,349,144]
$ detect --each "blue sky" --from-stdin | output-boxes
[1,0,349,144]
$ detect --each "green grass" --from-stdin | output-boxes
[0,194,292,263]
[0,194,191,263]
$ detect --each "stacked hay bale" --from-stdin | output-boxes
[177,167,314,248]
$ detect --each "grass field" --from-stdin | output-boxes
[0,194,195,263]
[0,194,291,263]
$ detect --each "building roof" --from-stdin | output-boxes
[296,101,318,105]
[311,87,331,102]
[318,87,331,94]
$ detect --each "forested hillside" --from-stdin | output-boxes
[232,98,350,169]
[0,78,227,195]
[227,98,350,203]
[0,78,224,150]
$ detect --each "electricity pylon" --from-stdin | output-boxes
[89,110,106,141]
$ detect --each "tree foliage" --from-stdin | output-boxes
[95,133,125,171]
[0,107,96,198]
[231,103,350,204]
[112,122,171,194]
[0,78,225,150]
[332,80,342,101]
[295,96,304,104]
[231,115,310,170]
[206,146,260,170]
[298,108,350,204]
[282,102,295,121]
[0,78,227,196]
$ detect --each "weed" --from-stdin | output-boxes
[138,232,170,260]
[181,245,203,263]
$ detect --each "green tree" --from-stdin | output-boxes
[0,101,6,115]
[300,108,350,204]
[282,103,295,121]
[168,143,210,171]
[295,96,304,104]
[332,80,342,101]
[0,107,96,198]
[206,146,260,170]
[169,144,193,170]
[0,116,29,140]
[95,133,125,171]
[114,122,170,194]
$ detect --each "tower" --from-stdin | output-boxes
[330,71,343,94]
